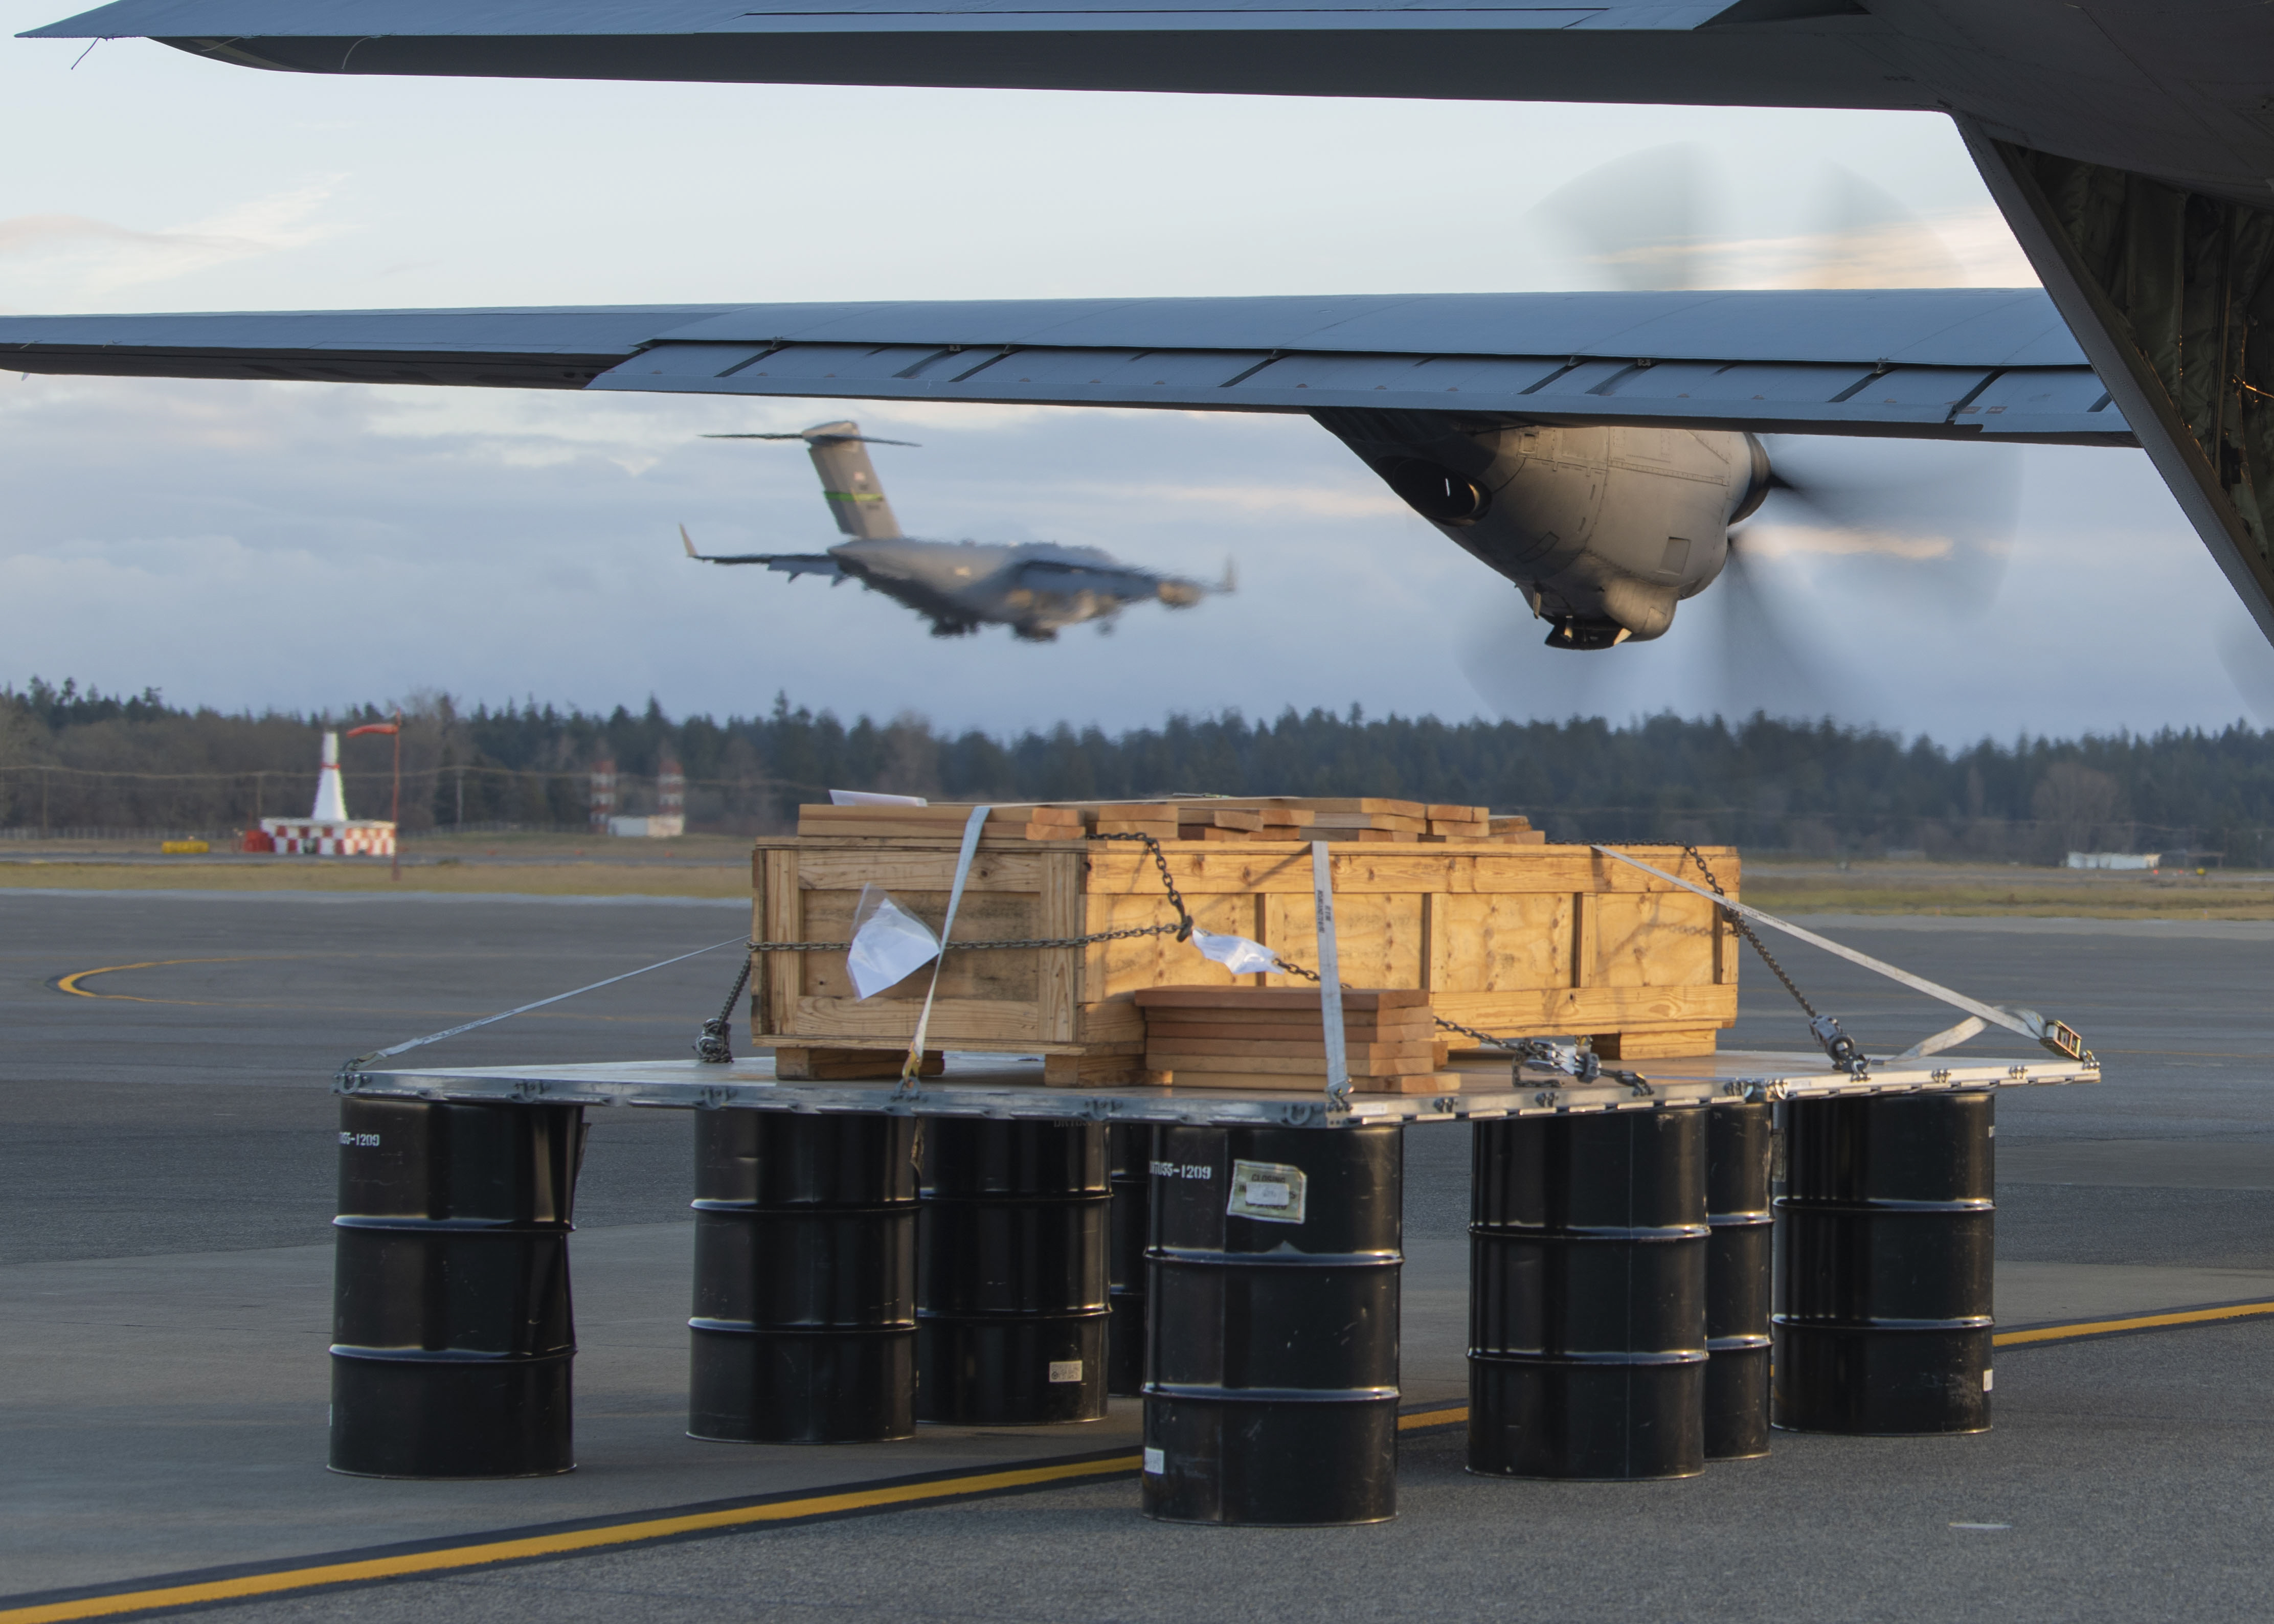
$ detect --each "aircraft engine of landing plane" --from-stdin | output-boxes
[1319,412,1767,650]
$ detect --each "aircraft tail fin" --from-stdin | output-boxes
[680,524,701,558]
[802,420,906,540]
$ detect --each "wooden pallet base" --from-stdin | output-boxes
[1591,1029,1722,1060]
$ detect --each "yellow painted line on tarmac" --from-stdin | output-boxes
[0,1452,1142,1623]
[53,957,269,1002]
[1995,1298,2274,1346]
[9,1309,2268,1619]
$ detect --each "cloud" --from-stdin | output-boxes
[0,180,348,299]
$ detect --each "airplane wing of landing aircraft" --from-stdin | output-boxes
[21,0,2274,644]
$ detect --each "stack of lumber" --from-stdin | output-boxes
[797,797,1546,845]
[1133,986,1456,1095]
[797,803,1087,840]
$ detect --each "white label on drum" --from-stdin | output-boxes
[1228,1160,1308,1224]
[1048,1360,1083,1384]
[1983,1369,1994,1391]
[1143,1447,1165,1475]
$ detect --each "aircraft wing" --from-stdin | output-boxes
[17,0,1932,114]
[0,291,2129,445]
[1012,558,1177,599]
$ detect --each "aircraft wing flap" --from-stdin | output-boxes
[0,290,2133,443]
[593,339,2133,444]
[1958,367,2121,436]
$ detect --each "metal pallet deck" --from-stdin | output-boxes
[340,1047,2098,1129]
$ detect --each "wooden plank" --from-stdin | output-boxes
[1592,892,1717,988]
[1426,803,1489,823]
[1042,1051,1162,1086]
[1427,985,1737,1030]
[1572,890,1598,990]
[1037,849,1081,1044]
[1088,889,1256,1003]
[1080,845,1741,897]
[1593,1028,1720,1060]
[1304,811,1428,833]
[1429,892,1573,993]
[1146,1038,1438,1066]
[1133,986,1430,1010]
[790,995,1042,1042]
[759,849,802,1038]
[793,850,1049,891]
[1141,1014,1437,1041]
[1158,1052,1437,1077]
[1073,1001,1147,1045]
[1256,796,1424,818]
[797,889,1039,1002]
[1339,893,1424,985]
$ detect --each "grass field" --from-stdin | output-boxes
[1744,862,2274,919]
[5,841,2269,916]
[0,857,751,898]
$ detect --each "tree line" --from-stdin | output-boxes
[4,676,2271,862]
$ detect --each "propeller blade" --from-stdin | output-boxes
[1707,530,1842,720]
[701,432,921,446]
[1788,165,1965,289]
[1742,436,2023,621]
[1531,142,1706,292]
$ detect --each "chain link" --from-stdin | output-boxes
[1684,843,1866,1076]
[1683,843,1817,1019]
[699,828,1197,1061]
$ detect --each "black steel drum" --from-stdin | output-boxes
[1704,1099,1773,1460]
[1107,1123,1155,1397]
[689,1109,917,1444]
[1144,1124,1402,1526]
[1469,1106,1708,1480]
[330,1096,582,1478]
[1774,1090,1994,1435]
[917,1119,1110,1425]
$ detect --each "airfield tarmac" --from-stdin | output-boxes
[3,888,2271,1620]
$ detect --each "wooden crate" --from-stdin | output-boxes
[750,837,1740,1080]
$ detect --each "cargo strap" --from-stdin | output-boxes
[1600,844,2093,1072]
[340,936,753,1086]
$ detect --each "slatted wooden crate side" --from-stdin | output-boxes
[750,839,1096,1053]
[751,838,1740,1057]
[1084,841,1740,1052]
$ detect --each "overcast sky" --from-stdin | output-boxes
[4,13,2266,747]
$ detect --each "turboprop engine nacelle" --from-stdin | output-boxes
[1317,410,1773,648]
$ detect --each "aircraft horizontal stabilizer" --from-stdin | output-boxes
[679,524,846,578]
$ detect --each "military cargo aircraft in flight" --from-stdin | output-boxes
[677,420,1225,641]
[5,1,2272,657]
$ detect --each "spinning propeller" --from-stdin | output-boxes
[1462,144,2024,718]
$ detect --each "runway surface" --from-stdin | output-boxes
[2,888,2270,1620]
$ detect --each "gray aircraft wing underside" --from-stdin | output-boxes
[28,1,2274,210]
[0,290,2129,445]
